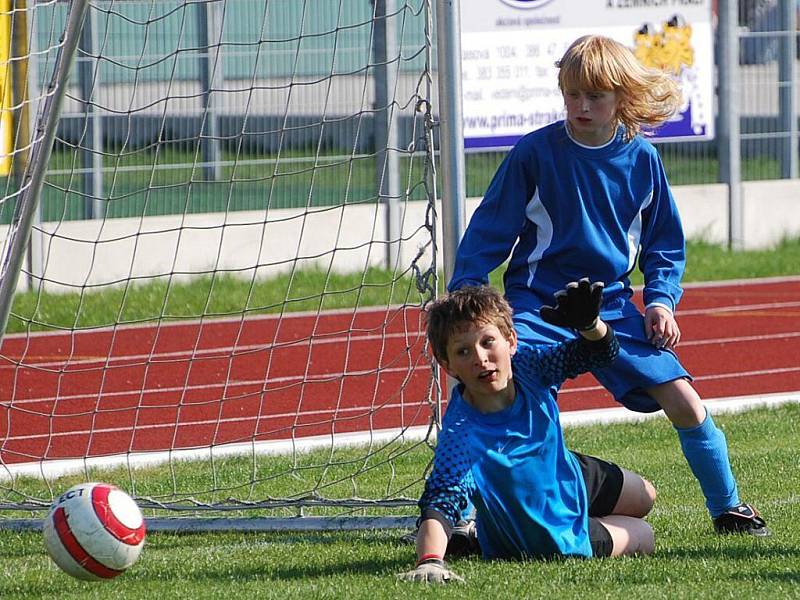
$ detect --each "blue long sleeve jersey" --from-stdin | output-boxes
[419,330,620,560]
[449,121,686,318]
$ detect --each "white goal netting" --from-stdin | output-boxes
[0,0,440,528]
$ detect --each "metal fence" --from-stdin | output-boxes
[1,0,798,224]
[2,0,432,225]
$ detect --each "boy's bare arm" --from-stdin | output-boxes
[415,517,449,558]
[578,318,607,341]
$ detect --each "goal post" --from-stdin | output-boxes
[0,0,464,531]
[0,0,89,335]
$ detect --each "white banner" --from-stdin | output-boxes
[460,0,714,149]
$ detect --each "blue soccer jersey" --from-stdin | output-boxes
[449,121,686,320]
[419,332,619,560]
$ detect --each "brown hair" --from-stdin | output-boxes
[556,35,681,141]
[425,286,515,365]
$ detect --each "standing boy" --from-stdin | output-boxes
[448,35,767,536]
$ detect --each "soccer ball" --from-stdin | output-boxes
[42,482,146,580]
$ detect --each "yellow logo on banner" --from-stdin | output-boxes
[634,14,695,76]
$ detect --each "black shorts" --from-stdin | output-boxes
[572,451,625,558]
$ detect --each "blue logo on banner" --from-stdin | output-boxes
[498,0,555,8]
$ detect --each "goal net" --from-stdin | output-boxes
[0,0,440,530]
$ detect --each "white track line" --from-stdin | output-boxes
[4,358,799,407]
[0,397,433,443]
[679,274,800,287]
[0,364,433,407]
[677,300,800,316]
[679,330,800,346]
[0,304,403,339]
[2,392,797,480]
[558,364,800,394]
[0,330,422,369]
[3,318,798,371]
[559,391,800,426]
[3,365,799,442]
[2,276,798,369]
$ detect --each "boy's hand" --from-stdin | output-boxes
[645,305,681,349]
[540,278,604,331]
[396,558,464,584]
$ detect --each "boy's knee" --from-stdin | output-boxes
[641,478,656,515]
[605,516,655,557]
[648,379,705,428]
[615,470,656,517]
[637,520,655,556]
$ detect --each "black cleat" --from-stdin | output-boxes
[445,519,480,557]
[713,503,771,537]
[399,519,481,557]
[398,529,416,545]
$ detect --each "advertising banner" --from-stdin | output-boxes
[460,0,714,149]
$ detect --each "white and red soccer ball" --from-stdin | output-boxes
[42,482,146,580]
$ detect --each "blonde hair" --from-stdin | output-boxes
[556,35,681,141]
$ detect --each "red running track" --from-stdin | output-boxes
[2,277,799,466]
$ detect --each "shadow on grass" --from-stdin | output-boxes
[136,555,409,584]
[730,572,800,584]
[137,530,413,583]
[659,544,800,561]
[149,530,404,550]
[269,556,409,581]
[1,546,41,560]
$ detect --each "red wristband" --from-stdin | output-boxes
[416,553,443,566]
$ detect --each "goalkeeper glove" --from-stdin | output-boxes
[396,556,464,584]
[540,278,604,331]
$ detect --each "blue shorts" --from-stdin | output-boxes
[513,312,692,413]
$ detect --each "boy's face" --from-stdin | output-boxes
[562,87,619,146]
[440,321,517,404]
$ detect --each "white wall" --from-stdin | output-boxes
[10,202,438,294]
[3,180,798,294]
[741,180,800,248]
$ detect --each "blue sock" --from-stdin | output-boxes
[675,410,740,517]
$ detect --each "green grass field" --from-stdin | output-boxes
[1,404,798,599]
